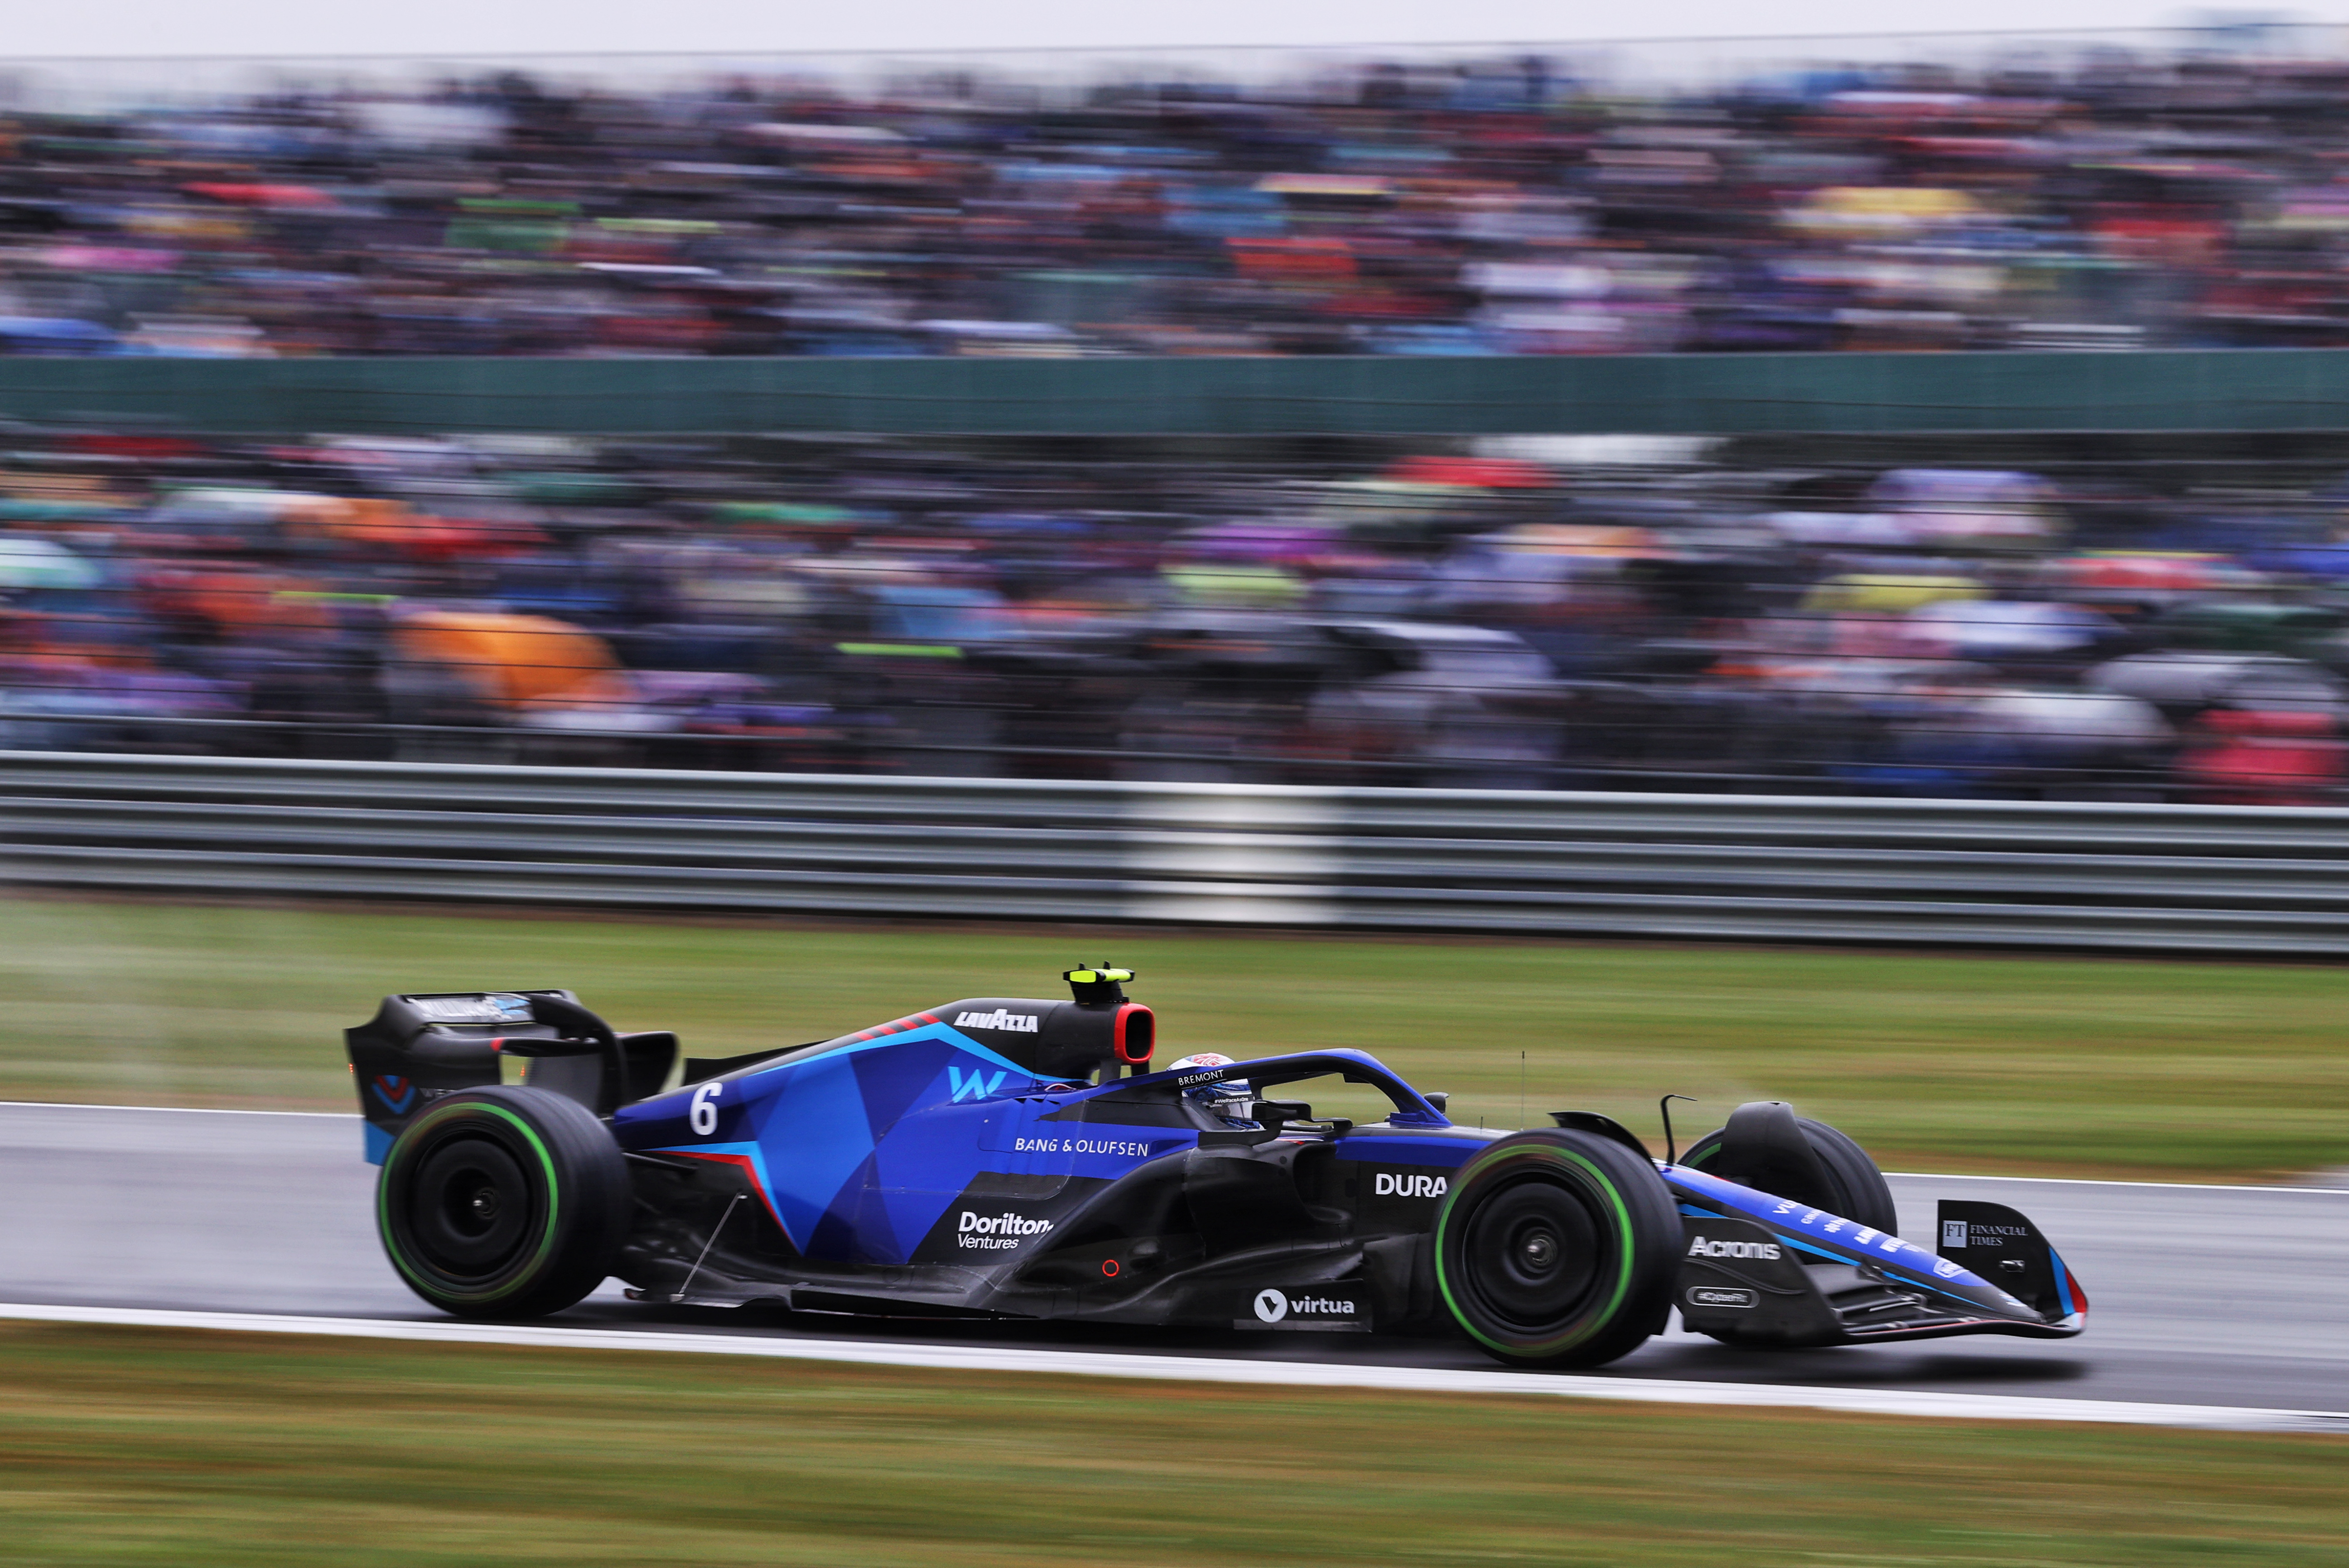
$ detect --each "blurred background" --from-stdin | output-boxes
[8,23,2349,358]
[15,424,2349,803]
[14,25,2349,801]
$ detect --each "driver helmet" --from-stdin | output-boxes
[1166,1053,1257,1129]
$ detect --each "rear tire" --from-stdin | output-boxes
[377,1087,629,1318]
[1435,1129,1680,1369]
[1680,1114,1897,1237]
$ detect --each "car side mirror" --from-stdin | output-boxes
[1254,1099,1312,1135]
[1423,1092,1449,1114]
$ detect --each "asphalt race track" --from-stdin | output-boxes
[4,1103,2344,1418]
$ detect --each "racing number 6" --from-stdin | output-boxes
[690,1082,724,1137]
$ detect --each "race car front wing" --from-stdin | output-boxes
[1672,1187,2087,1348]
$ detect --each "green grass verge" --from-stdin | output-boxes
[3,894,2345,1179]
[0,1323,2340,1567]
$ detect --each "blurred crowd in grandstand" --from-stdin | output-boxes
[13,43,2349,357]
[9,429,2349,801]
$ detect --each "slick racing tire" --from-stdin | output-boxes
[1680,1114,1898,1238]
[1434,1129,1680,1369]
[377,1087,630,1319]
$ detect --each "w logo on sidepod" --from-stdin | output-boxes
[947,1064,1008,1103]
[371,1075,417,1114]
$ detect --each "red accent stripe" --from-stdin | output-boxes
[661,1150,786,1234]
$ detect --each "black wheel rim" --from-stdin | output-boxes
[402,1134,534,1282]
[1460,1174,1603,1334]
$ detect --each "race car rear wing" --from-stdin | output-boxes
[346,991,677,1161]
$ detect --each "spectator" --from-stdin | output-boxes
[2,425,2344,801]
[5,43,2349,360]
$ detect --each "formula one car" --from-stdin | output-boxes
[346,969,2086,1367]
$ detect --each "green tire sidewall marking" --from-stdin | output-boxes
[378,1100,563,1304]
[1434,1142,1638,1356]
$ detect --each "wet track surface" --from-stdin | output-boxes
[5,1103,2344,1414]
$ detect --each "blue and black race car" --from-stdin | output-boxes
[346,968,2086,1367]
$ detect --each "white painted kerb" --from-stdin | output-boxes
[2,1303,2341,1436]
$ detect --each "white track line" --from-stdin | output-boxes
[1886,1171,2349,1195]
[2,1303,2342,1435]
[5,1105,2344,1195]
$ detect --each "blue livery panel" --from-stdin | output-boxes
[615,1020,1198,1265]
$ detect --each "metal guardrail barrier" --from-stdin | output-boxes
[7,750,2349,954]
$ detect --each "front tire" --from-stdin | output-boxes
[1434,1129,1680,1369]
[377,1087,630,1318]
[1679,1112,1897,1237]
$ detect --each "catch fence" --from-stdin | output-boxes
[6,750,2349,954]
